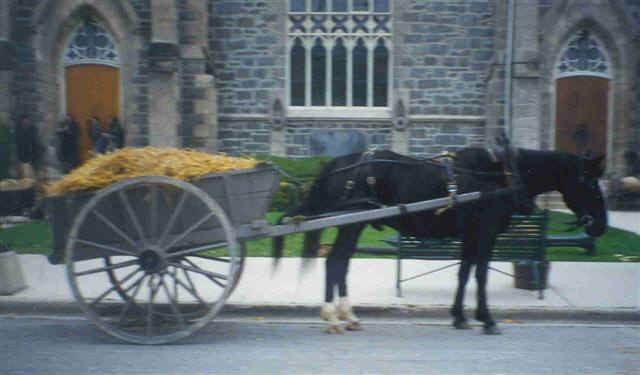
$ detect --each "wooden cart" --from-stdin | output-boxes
[45,163,480,344]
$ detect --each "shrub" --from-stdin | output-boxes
[254,155,331,211]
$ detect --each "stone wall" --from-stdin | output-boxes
[3,0,639,165]
[209,0,285,116]
[408,119,485,158]
[10,1,39,121]
[212,0,496,157]
[626,0,640,153]
[395,1,495,117]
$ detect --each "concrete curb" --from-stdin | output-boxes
[2,301,638,324]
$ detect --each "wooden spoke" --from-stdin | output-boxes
[91,208,139,250]
[118,190,148,248]
[72,237,137,257]
[117,274,146,324]
[88,267,140,308]
[166,242,228,259]
[73,259,139,277]
[157,190,189,247]
[160,274,186,328]
[161,212,216,252]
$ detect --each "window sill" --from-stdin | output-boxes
[287,106,392,120]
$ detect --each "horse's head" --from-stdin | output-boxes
[560,154,608,237]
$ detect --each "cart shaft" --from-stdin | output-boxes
[236,191,482,240]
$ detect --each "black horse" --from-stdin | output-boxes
[273,147,607,334]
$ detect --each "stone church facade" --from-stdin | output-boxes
[1,0,639,185]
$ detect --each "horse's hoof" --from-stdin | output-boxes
[483,325,502,335]
[345,321,362,331]
[327,325,342,334]
[454,320,471,330]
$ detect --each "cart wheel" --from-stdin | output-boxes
[66,176,241,344]
[102,241,246,319]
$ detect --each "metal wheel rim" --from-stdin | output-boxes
[65,176,240,344]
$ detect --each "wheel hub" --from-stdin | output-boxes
[138,249,166,274]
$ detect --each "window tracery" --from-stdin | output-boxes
[287,0,391,110]
[556,30,609,78]
[64,20,119,68]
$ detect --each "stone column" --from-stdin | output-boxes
[510,1,541,149]
[180,0,217,150]
[149,0,180,147]
[270,98,286,156]
[391,98,409,154]
[0,0,13,125]
[484,0,508,147]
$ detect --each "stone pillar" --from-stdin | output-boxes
[191,74,217,149]
[0,0,13,125]
[510,1,541,149]
[484,0,508,147]
[180,0,217,150]
[391,98,409,154]
[270,98,286,156]
[149,0,180,147]
[149,71,180,147]
[152,0,178,44]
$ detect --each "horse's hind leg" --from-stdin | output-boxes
[336,259,361,331]
[321,225,363,333]
[451,259,473,329]
[321,255,343,333]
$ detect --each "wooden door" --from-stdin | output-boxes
[555,76,608,156]
[65,64,119,163]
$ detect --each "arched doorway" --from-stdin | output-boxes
[64,19,120,163]
[555,30,610,157]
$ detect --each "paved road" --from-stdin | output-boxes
[1,314,639,375]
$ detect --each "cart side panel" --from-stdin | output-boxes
[46,164,279,264]
[46,192,93,264]
[193,164,278,226]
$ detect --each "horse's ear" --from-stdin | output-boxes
[586,154,606,178]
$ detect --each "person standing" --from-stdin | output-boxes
[109,115,125,150]
[14,114,41,179]
[56,113,79,172]
[89,116,107,154]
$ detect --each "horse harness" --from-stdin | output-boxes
[330,147,522,216]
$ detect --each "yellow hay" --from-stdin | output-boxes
[46,147,258,196]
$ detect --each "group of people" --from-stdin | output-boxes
[56,114,125,172]
[88,115,125,155]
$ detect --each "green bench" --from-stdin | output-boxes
[358,210,596,299]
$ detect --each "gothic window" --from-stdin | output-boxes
[556,30,609,79]
[287,0,391,111]
[64,20,119,68]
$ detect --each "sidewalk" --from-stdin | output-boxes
[1,211,639,320]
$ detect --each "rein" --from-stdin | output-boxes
[328,155,509,179]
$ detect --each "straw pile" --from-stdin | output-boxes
[46,147,258,196]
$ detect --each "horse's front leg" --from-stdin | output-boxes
[475,258,501,335]
[451,259,473,329]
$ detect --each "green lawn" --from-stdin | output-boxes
[1,210,638,262]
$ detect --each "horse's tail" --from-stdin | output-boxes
[302,229,322,258]
[271,212,290,263]
[271,205,307,267]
